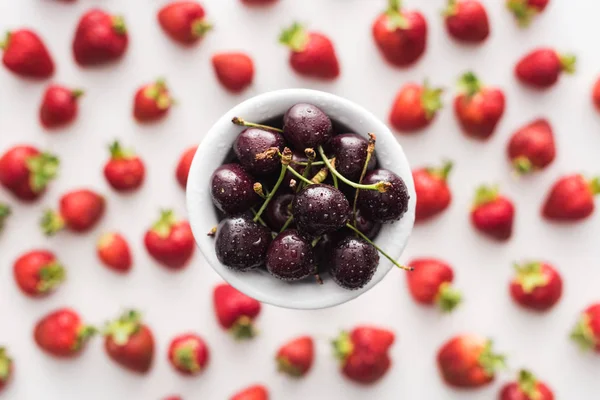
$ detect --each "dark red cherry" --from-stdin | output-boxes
[283,150,308,190]
[264,193,294,231]
[210,163,260,215]
[283,103,333,150]
[330,134,377,181]
[353,209,382,239]
[233,128,285,175]
[329,235,379,290]
[357,169,410,223]
[266,229,316,281]
[215,215,272,271]
[292,184,351,236]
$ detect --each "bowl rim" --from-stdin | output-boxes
[186,88,415,310]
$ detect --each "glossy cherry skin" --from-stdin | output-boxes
[266,229,316,281]
[233,128,285,176]
[330,134,377,181]
[357,169,410,223]
[215,216,272,271]
[264,193,294,231]
[283,103,333,151]
[329,235,380,290]
[210,163,260,215]
[292,184,350,236]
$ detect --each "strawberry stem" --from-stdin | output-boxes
[37,262,66,293]
[472,185,499,208]
[27,152,60,193]
[332,331,353,362]
[590,177,600,195]
[104,310,141,345]
[152,210,177,238]
[436,282,462,312]
[421,80,444,120]
[112,16,127,35]
[230,316,257,340]
[0,347,12,382]
[74,325,97,351]
[477,340,506,376]
[109,140,134,160]
[352,133,376,226]
[442,0,458,17]
[559,53,577,74]
[253,148,292,223]
[318,146,390,192]
[175,341,201,372]
[279,23,309,52]
[507,0,537,27]
[513,156,533,175]
[345,223,413,271]
[71,89,85,99]
[0,32,11,51]
[277,356,303,377]
[0,203,11,232]
[513,262,548,293]
[192,19,213,38]
[458,72,482,98]
[571,313,597,351]
[427,160,453,181]
[232,117,283,133]
[40,210,65,236]
[517,370,541,400]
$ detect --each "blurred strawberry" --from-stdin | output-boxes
[103,141,145,192]
[500,370,554,400]
[443,0,490,44]
[389,81,443,133]
[413,161,452,222]
[333,326,395,384]
[241,0,277,4]
[1,29,54,79]
[34,308,96,357]
[212,52,254,93]
[104,310,155,373]
[97,232,132,273]
[437,335,505,388]
[542,174,599,221]
[279,23,340,80]
[0,347,12,393]
[515,48,575,89]
[13,250,65,297]
[276,336,314,378]
[230,385,269,400]
[41,189,105,235]
[176,145,197,189]
[0,145,59,202]
[509,261,562,311]
[507,119,555,174]
[407,258,462,312]
[213,283,261,339]
[372,0,427,67]
[158,1,212,45]
[593,77,600,112]
[0,204,10,232]
[571,303,600,353]
[73,9,128,66]
[133,79,173,123]
[144,210,194,269]
[168,333,210,375]
[471,185,515,241]
[454,72,505,140]
[39,85,83,129]
[507,0,549,27]
[163,397,182,400]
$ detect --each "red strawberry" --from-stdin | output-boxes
[158,1,212,45]
[437,335,505,388]
[276,336,314,377]
[34,308,96,358]
[279,23,340,80]
[144,210,195,269]
[230,385,269,400]
[41,189,105,235]
[73,9,128,66]
[13,250,65,297]
[593,77,600,112]
[103,141,145,192]
[212,52,254,93]
[407,258,462,312]
[515,48,575,89]
[168,333,210,375]
[454,72,505,140]
[176,145,197,189]
[0,204,10,232]
[571,303,600,353]
[500,370,555,400]
[507,0,549,27]
[443,0,490,44]
[104,310,155,374]
[389,81,443,133]
[542,174,600,221]
[509,261,562,311]
[0,145,59,202]
[0,347,12,393]
[470,185,515,241]
[372,0,427,67]
[133,79,173,123]
[1,29,54,79]
[163,397,182,400]
[507,119,555,174]
[332,326,395,385]
[213,283,261,339]
[241,0,277,5]
[97,232,132,273]
[40,85,83,129]
[413,161,452,222]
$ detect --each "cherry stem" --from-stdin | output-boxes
[286,165,314,186]
[280,215,294,233]
[232,117,283,133]
[345,223,413,272]
[207,226,217,237]
[330,159,339,189]
[253,148,292,223]
[297,148,315,193]
[352,133,376,226]
[292,160,325,166]
[251,208,268,227]
[318,147,389,192]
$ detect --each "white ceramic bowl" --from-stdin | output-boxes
[186,89,416,310]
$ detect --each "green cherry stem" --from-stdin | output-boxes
[352,133,376,226]
[292,160,325,166]
[318,146,389,192]
[253,148,292,223]
[232,117,283,133]
[251,208,268,227]
[286,165,314,186]
[279,215,294,233]
[330,159,339,189]
[297,148,316,193]
[345,223,413,272]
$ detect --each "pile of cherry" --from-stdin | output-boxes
[209,103,410,289]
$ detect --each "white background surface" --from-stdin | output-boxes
[1,0,599,399]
